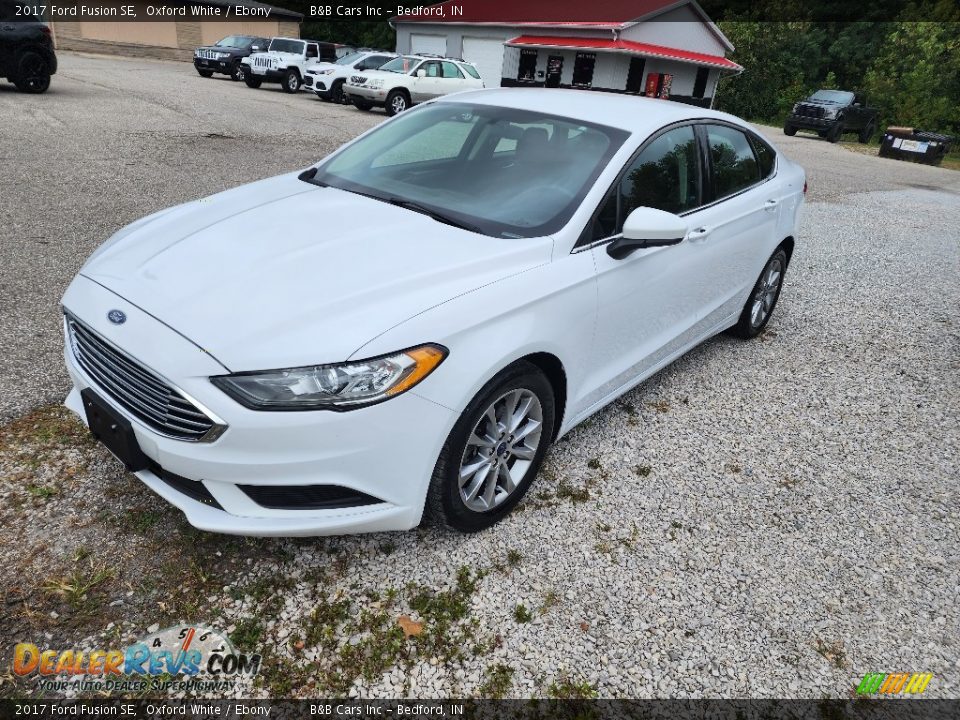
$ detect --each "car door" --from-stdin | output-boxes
[581,124,710,411]
[690,124,782,331]
[440,60,472,93]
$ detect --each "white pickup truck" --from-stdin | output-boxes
[240,37,336,93]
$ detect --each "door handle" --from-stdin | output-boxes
[764,199,779,211]
[687,226,710,242]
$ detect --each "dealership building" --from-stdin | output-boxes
[393,0,742,106]
[50,0,302,62]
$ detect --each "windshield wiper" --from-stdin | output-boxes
[385,197,482,234]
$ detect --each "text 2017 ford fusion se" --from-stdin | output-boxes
[62,89,805,536]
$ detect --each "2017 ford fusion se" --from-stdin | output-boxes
[62,89,805,536]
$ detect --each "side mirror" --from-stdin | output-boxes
[416,69,426,78]
[607,207,687,259]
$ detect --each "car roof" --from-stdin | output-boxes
[435,88,742,135]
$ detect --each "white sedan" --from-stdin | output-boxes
[61,90,805,536]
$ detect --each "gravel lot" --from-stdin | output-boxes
[1,52,958,699]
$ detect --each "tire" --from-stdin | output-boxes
[783,123,797,137]
[244,75,262,89]
[424,362,555,533]
[196,68,214,78]
[330,79,346,104]
[230,62,245,82]
[817,130,828,138]
[282,68,301,93]
[385,89,409,116]
[13,51,51,93]
[728,247,789,339]
[827,123,843,143]
[858,121,875,144]
[352,98,373,111]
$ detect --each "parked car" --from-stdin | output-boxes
[784,89,878,143]
[240,37,336,93]
[61,89,805,536]
[0,6,57,93]
[193,34,267,82]
[344,54,483,115]
[303,49,397,103]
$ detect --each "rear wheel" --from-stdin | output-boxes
[728,248,788,339]
[13,51,50,93]
[352,98,373,111]
[783,123,797,137]
[282,68,301,93]
[385,89,409,116]
[424,362,555,532]
[244,75,262,89]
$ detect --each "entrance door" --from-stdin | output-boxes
[625,57,646,94]
[545,55,563,87]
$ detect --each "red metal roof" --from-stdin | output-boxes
[394,0,683,25]
[506,35,743,71]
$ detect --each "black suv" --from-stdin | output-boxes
[194,34,267,82]
[784,89,878,143]
[0,3,57,93]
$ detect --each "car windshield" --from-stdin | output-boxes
[336,51,365,65]
[809,90,854,104]
[268,39,304,54]
[215,36,251,49]
[310,103,629,238]
[378,56,420,74]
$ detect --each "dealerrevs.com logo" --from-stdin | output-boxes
[14,625,261,693]
[856,672,933,695]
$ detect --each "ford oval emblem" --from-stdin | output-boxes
[107,309,127,325]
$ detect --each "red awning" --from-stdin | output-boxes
[506,35,742,71]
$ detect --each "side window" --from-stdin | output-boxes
[441,61,464,79]
[364,55,390,69]
[750,135,776,179]
[706,125,760,198]
[306,44,319,59]
[419,61,441,78]
[590,125,699,241]
[462,64,481,80]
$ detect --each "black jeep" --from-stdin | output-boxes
[194,35,268,82]
[0,2,57,93]
[784,89,878,143]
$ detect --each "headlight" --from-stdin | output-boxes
[317,68,334,75]
[216,52,231,60]
[368,79,384,89]
[824,107,839,118]
[211,344,447,411]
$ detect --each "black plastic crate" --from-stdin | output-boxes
[879,127,954,166]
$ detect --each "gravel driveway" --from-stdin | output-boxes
[1,52,958,699]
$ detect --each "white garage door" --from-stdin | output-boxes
[410,33,447,57]
[462,37,505,87]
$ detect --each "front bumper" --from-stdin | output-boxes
[787,115,839,131]
[249,67,286,83]
[61,275,457,536]
[194,58,233,74]
[344,84,388,104]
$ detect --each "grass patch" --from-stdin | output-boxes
[479,663,514,699]
[42,558,118,612]
[647,400,670,414]
[633,464,652,478]
[556,481,590,503]
[547,675,598,699]
[513,603,532,623]
[230,618,264,649]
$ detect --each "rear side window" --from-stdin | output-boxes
[441,61,463,79]
[750,135,776,178]
[706,125,760,198]
[462,64,481,80]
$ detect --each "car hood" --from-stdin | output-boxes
[306,62,337,74]
[79,174,552,372]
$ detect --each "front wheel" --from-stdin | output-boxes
[330,79,346,104]
[728,247,788,339]
[424,362,555,532]
[827,123,843,143]
[13,51,51,93]
[244,75,262,89]
[858,121,875,144]
[282,68,301,93]
[385,89,409,116]
[351,97,373,111]
[231,62,246,82]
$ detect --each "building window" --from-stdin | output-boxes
[517,49,538,83]
[572,52,596,88]
[693,67,709,99]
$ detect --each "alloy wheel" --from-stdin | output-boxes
[458,389,543,512]
[750,257,783,327]
[391,95,406,113]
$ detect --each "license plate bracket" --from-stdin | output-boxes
[81,388,149,472]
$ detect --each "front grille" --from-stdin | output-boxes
[66,313,223,442]
[197,49,219,60]
[795,104,825,119]
[238,484,382,511]
[254,56,273,68]
[350,75,366,85]
[147,458,223,509]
